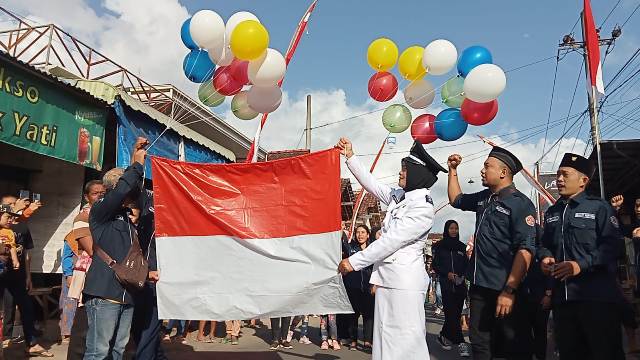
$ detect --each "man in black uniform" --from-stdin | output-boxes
[538,153,624,360]
[447,147,537,360]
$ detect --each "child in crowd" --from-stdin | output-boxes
[0,205,20,272]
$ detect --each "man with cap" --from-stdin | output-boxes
[336,138,446,360]
[447,147,537,360]
[538,153,624,360]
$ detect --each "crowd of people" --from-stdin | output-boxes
[0,135,637,360]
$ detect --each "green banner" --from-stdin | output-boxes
[0,59,106,170]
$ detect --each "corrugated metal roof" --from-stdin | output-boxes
[72,80,236,162]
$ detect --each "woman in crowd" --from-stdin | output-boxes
[197,320,217,342]
[287,316,311,344]
[343,225,375,351]
[320,314,340,350]
[432,220,471,357]
[163,320,187,344]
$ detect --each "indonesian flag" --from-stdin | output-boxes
[151,149,352,320]
[583,0,605,98]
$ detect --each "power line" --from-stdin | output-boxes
[622,2,640,27]
[600,0,622,29]
[551,59,584,169]
[505,55,556,73]
[541,55,560,158]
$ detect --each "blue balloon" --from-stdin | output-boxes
[457,46,493,77]
[181,18,198,50]
[183,49,215,83]
[435,108,468,141]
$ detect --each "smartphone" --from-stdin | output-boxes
[19,190,29,200]
[32,193,41,202]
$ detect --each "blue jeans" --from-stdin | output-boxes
[167,320,186,335]
[84,297,134,360]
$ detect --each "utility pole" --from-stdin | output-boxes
[558,18,621,199]
[305,94,311,149]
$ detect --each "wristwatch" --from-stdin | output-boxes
[502,285,517,295]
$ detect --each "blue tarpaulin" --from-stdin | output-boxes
[184,139,226,164]
[114,99,180,179]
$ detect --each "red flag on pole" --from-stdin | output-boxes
[245,1,318,163]
[583,0,605,97]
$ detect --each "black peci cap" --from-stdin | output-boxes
[488,146,523,174]
[403,141,447,174]
[559,153,595,177]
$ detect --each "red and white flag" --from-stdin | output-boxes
[151,149,352,320]
[583,0,605,98]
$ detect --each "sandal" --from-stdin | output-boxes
[332,339,341,350]
[27,346,54,357]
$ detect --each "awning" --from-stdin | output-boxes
[588,139,640,200]
[71,80,236,162]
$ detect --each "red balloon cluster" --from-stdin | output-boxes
[461,98,498,126]
[213,58,250,96]
[410,114,437,144]
[368,71,398,102]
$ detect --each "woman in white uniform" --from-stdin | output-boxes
[337,138,446,360]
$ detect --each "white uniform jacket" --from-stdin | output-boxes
[346,155,434,291]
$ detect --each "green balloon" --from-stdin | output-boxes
[231,91,259,120]
[382,104,411,133]
[441,76,465,108]
[198,81,225,107]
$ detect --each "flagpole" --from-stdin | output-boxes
[581,11,606,199]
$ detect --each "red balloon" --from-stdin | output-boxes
[461,98,499,126]
[213,66,243,96]
[368,71,398,102]
[411,114,437,144]
[228,58,250,85]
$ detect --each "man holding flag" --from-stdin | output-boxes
[337,138,446,360]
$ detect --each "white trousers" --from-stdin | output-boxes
[372,286,430,360]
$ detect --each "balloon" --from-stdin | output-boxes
[457,46,492,77]
[230,20,269,60]
[422,39,457,75]
[183,49,215,83]
[208,41,234,66]
[441,76,465,108]
[228,58,250,85]
[411,114,437,144]
[435,108,468,141]
[398,46,426,80]
[213,66,243,96]
[367,72,398,102]
[403,79,435,109]
[382,104,412,133]
[367,38,399,72]
[197,81,225,107]
[231,91,259,120]
[226,11,260,41]
[248,48,286,86]
[247,85,282,113]
[189,10,225,49]
[463,64,506,102]
[461,99,498,126]
[181,18,198,50]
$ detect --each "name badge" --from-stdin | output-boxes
[496,205,511,215]
[574,212,595,220]
[546,215,560,223]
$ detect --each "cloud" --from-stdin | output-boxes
[1,0,588,241]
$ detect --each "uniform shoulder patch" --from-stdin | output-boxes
[610,216,619,228]
[525,215,535,226]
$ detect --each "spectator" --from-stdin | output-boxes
[286,316,311,344]
[163,320,187,344]
[0,196,51,357]
[223,320,241,345]
[343,225,375,351]
[0,206,20,271]
[319,314,340,350]
[270,317,292,350]
[83,143,153,360]
[432,220,470,357]
[197,321,216,342]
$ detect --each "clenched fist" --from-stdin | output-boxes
[335,138,354,159]
[448,154,462,170]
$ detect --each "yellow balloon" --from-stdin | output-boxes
[398,46,426,81]
[367,38,398,72]
[230,20,269,60]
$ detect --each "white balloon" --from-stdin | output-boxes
[248,48,286,86]
[422,39,458,76]
[208,42,234,66]
[225,11,260,41]
[247,85,282,113]
[403,79,435,109]
[463,64,507,103]
[190,10,225,49]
